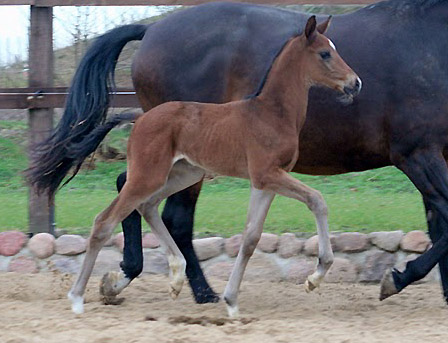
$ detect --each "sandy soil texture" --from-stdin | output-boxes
[0,272,447,343]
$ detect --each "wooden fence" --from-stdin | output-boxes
[0,0,377,234]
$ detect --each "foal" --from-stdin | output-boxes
[67,16,361,316]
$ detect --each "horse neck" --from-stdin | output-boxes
[256,38,310,128]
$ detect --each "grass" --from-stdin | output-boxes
[0,125,425,236]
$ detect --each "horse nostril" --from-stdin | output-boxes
[355,78,362,92]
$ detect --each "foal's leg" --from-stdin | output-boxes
[68,182,161,314]
[138,161,205,299]
[101,161,205,301]
[259,170,333,292]
[223,187,275,318]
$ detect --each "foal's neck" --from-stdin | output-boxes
[255,38,309,129]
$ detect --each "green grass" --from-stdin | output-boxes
[0,127,426,236]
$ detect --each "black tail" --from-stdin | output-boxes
[25,24,148,196]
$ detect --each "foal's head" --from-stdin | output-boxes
[300,16,361,102]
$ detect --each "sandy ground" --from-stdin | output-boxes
[0,272,447,343]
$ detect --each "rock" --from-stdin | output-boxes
[193,237,224,261]
[286,258,315,284]
[55,235,86,255]
[400,231,430,253]
[257,233,279,253]
[359,250,396,282]
[303,235,337,256]
[278,233,303,258]
[143,233,160,249]
[92,249,122,275]
[143,250,169,275]
[114,232,125,253]
[0,256,11,272]
[28,233,55,259]
[225,234,242,257]
[333,232,369,253]
[325,257,358,283]
[369,231,404,252]
[8,256,38,273]
[0,231,27,256]
[50,256,80,274]
[205,261,234,281]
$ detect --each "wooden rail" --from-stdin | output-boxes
[0,88,140,109]
[0,0,377,6]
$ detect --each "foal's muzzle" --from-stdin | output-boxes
[339,77,362,105]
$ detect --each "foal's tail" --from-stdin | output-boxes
[25,24,148,196]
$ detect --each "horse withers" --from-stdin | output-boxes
[27,16,360,316]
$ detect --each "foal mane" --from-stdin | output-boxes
[245,34,299,100]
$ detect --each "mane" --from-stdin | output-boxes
[245,33,299,99]
[368,0,446,13]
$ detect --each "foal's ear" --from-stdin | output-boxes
[304,15,317,43]
[317,16,332,35]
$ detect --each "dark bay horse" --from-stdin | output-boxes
[28,16,360,315]
[28,0,448,304]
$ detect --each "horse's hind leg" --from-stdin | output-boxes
[223,187,275,318]
[380,149,448,302]
[100,172,143,304]
[138,160,205,299]
[102,160,205,300]
[68,181,161,314]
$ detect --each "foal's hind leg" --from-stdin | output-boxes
[223,187,275,318]
[101,160,205,301]
[256,170,334,292]
[68,182,161,314]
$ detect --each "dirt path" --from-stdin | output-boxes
[0,272,447,343]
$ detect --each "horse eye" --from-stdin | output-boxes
[319,51,331,60]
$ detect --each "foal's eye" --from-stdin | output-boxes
[319,51,331,60]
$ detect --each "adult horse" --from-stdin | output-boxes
[29,0,448,304]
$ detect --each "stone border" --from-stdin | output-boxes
[0,230,438,284]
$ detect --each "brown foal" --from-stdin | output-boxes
[67,16,361,316]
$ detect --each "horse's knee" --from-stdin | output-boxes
[116,171,127,192]
[241,229,262,257]
[90,216,115,247]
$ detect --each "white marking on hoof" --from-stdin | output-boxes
[100,271,130,297]
[226,303,240,319]
[305,273,321,293]
[168,255,186,300]
[68,291,84,314]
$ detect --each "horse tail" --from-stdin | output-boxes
[25,24,148,196]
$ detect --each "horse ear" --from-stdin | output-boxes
[317,16,332,35]
[305,15,317,43]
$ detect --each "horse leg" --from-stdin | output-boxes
[68,181,163,314]
[105,171,219,304]
[162,185,220,303]
[380,149,448,302]
[423,199,448,302]
[222,187,275,318]
[100,171,143,304]
[257,170,334,291]
[137,160,206,299]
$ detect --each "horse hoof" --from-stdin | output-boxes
[68,291,84,314]
[194,291,221,304]
[379,269,398,301]
[304,279,317,293]
[169,284,182,300]
[100,271,130,299]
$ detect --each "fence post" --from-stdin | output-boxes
[28,5,55,235]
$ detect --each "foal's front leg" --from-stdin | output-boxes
[259,170,334,292]
[223,187,275,318]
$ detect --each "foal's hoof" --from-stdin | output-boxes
[68,291,84,315]
[304,279,317,293]
[379,269,399,301]
[100,271,129,305]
